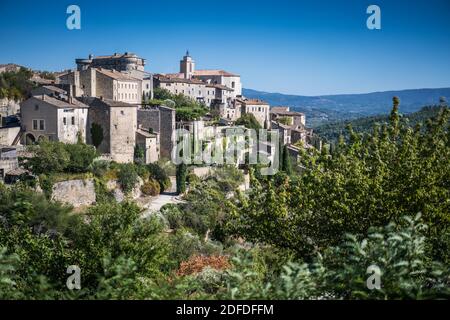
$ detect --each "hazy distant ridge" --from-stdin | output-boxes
[243,87,450,126]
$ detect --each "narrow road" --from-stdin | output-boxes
[141,192,184,218]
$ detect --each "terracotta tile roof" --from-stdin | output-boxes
[237,98,269,106]
[42,85,67,94]
[155,74,206,85]
[96,68,140,81]
[194,69,239,77]
[206,83,233,91]
[136,128,157,138]
[32,95,89,109]
[78,97,136,108]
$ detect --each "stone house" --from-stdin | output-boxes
[20,95,89,144]
[80,97,137,163]
[136,127,159,164]
[57,67,142,105]
[137,105,175,159]
[237,98,270,128]
[270,106,306,127]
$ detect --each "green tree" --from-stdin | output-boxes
[235,114,262,130]
[227,100,450,263]
[90,123,104,149]
[65,142,97,173]
[25,140,70,174]
[117,163,139,194]
[153,87,173,100]
[281,144,293,175]
[176,163,187,194]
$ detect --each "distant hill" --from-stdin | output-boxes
[314,105,448,144]
[243,88,450,127]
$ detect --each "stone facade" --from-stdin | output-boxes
[76,52,145,72]
[137,105,175,159]
[136,128,159,163]
[20,95,88,144]
[237,98,270,128]
[58,68,141,105]
[0,126,20,146]
[82,97,137,163]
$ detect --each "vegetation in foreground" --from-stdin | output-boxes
[0,98,448,299]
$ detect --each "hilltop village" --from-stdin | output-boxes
[0,52,319,184]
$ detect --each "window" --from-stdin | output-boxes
[71,117,75,125]
[33,119,45,131]
[232,81,235,88]
[63,117,67,125]
[35,104,39,111]
[121,110,125,115]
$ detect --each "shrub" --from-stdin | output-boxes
[25,141,70,174]
[91,160,110,177]
[147,163,171,192]
[177,255,231,277]
[187,173,200,186]
[65,143,97,173]
[161,204,184,229]
[117,164,139,194]
[141,178,161,196]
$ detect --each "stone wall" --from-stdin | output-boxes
[51,179,96,207]
[138,106,175,159]
[51,177,144,207]
[0,126,20,145]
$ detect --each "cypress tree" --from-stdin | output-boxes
[176,163,187,194]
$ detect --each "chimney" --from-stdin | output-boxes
[69,96,73,104]
[42,94,45,101]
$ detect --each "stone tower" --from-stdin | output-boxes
[180,50,195,79]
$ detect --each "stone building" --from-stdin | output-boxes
[57,68,142,105]
[270,106,306,127]
[136,127,159,164]
[153,74,233,107]
[237,98,270,128]
[80,97,137,163]
[137,105,176,159]
[20,95,89,144]
[0,146,19,182]
[76,52,145,72]
[31,85,68,100]
[270,106,319,149]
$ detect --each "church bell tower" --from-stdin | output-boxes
[180,50,195,79]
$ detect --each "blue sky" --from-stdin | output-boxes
[0,0,449,95]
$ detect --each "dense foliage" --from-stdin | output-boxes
[150,87,209,121]
[24,140,97,175]
[0,68,35,101]
[1,98,448,299]
[315,104,447,144]
[235,113,262,130]
[227,99,450,265]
